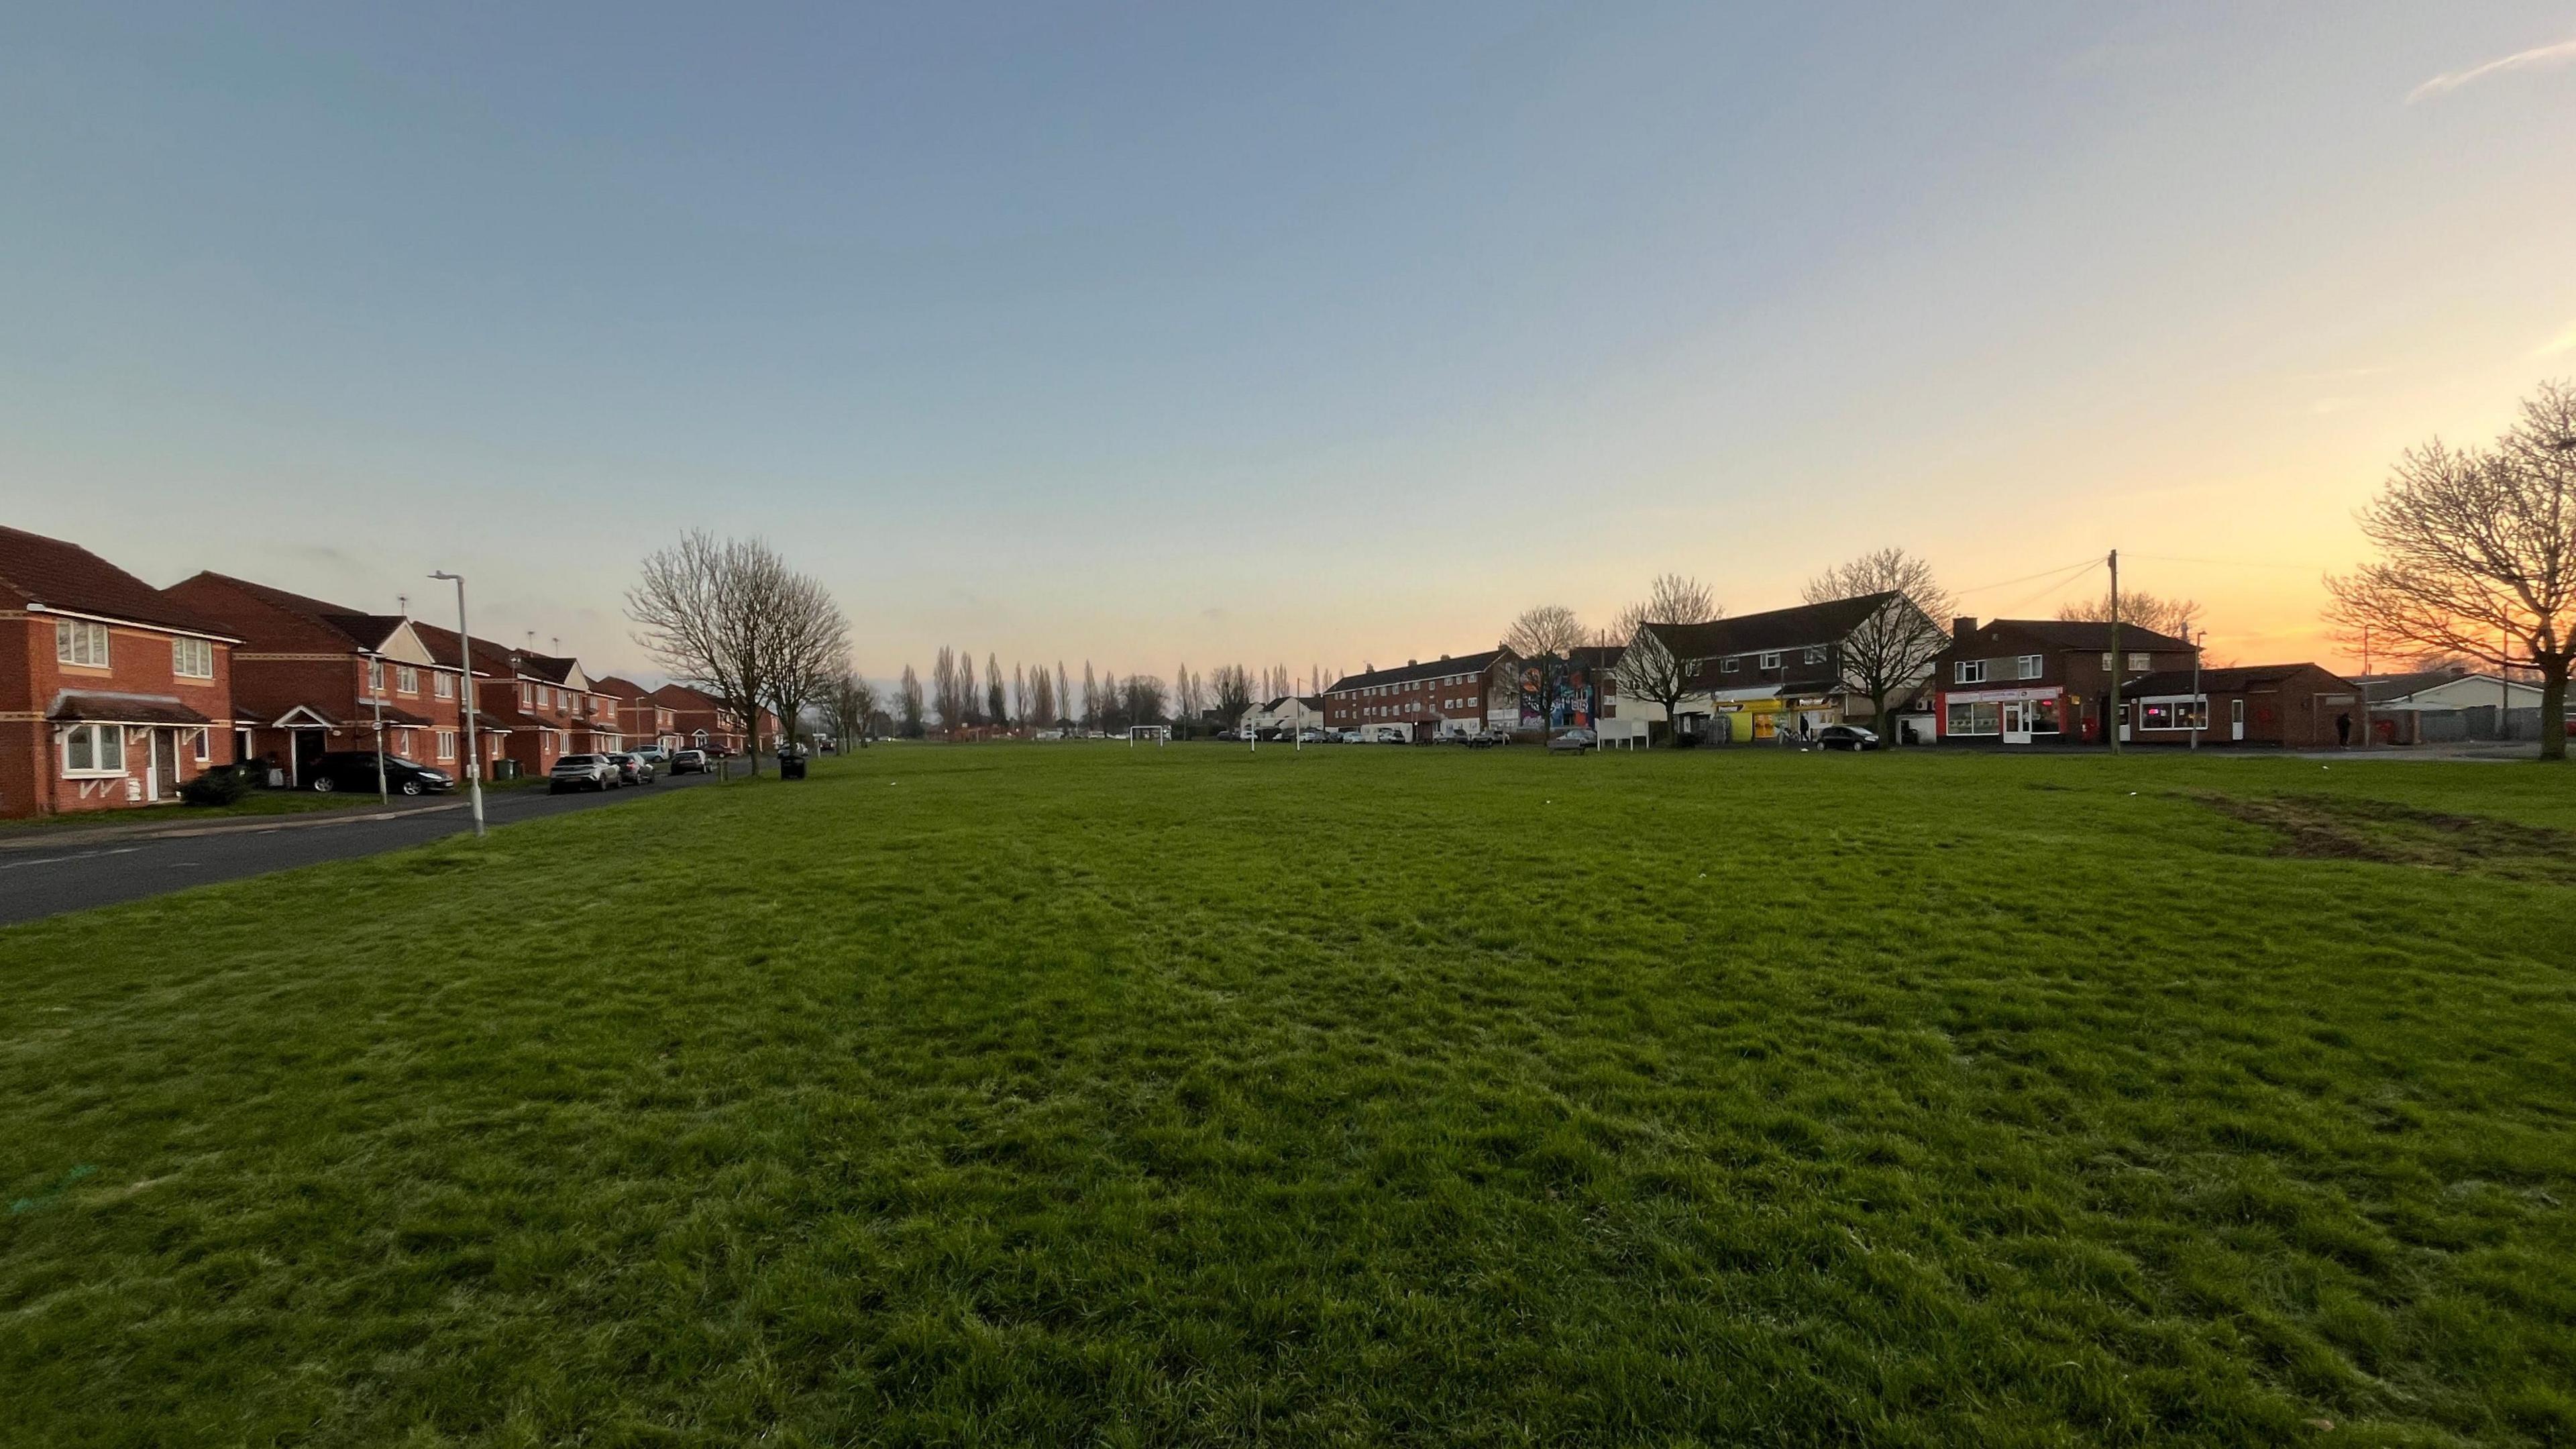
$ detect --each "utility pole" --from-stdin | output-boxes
[368,658,389,802]
[2189,627,2203,751]
[430,572,486,838]
[2106,549,2121,754]
[2359,623,2372,750]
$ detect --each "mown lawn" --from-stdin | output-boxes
[3,744,2573,1446]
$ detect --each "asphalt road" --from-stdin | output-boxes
[0,771,724,928]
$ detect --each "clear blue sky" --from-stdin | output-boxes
[6,4,2573,681]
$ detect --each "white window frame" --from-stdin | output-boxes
[366,659,385,692]
[433,672,455,700]
[519,683,533,708]
[2128,652,2152,671]
[172,637,215,679]
[1720,656,1740,674]
[1758,651,1782,669]
[438,731,456,760]
[1945,700,2001,737]
[190,727,210,763]
[2138,698,2208,731]
[1955,659,1988,685]
[2017,654,2043,680]
[62,722,126,775]
[56,619,111,668]
[396,666,419,694]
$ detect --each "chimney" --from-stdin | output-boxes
[1952,616,1976,641]
[1407,659,1417,667]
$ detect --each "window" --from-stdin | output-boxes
[2017,654,2043,680]
[56,619,111,667]
[519,683,533,708]
[396,666,419,694]
[189,727,209,762]
[173,637,215,678]
[1955,659,1988,684]
[1945,701,2001,737]
[2139,699,2208,731]
[434,672,454,699]
[1804,646,1826,665]
[62,723,124,774]
[438,731,456,760]
[1720,656,1740,674]
[367,660,385,692]
[1758,651,1782,669]
[2129,652,2151,671]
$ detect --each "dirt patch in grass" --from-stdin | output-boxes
[2198,792,2576,884]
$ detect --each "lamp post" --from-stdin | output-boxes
[367,662,389,802]
[429,572,486,838]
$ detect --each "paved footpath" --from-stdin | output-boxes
[0,773,724,928]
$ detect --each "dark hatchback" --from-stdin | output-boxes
[305,752,454,795]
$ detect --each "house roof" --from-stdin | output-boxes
[0,526,236,639]
[1639,592,1904,664]
[47,690,214,727]
[1258,695,1325,712]
[1976,618,2197,653]
[2118,663,2344,698]
[1327,649,1507,694]
[164,571,411,656]
[519,653,580,686]
[592,675,657,702]
[2356,668,2485,704]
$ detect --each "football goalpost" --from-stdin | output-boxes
[1126,724,1171,747]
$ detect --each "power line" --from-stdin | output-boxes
[1994,560,2104,616]
[1952,555,2106,597]
[2125,553,2326,572]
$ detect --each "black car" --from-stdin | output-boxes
[305,751,454,795]
[1816,724,1881,752]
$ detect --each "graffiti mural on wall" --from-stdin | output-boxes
[1517,658,1596,731]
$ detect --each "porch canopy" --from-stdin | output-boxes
[48,690,213,727]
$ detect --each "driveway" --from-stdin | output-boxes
[0,772,724,927]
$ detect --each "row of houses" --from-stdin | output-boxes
[1,525,773,820]
[1316,592,2475,751]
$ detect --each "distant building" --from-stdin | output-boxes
[2359,668,2570,745]
[2116,663,2367,748]
[1242,695,1326,735]
[1323,651,1511,740]
[1622,592,1937,745]
[1925,616,2198,745]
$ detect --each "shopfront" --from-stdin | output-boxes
[1938,686,2064,745]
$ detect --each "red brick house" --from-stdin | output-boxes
[1927,617,2199,745]
[1324,650,1512,740]
[639,682,777,754]
[163,573,470,787]
[2117,663,2368,748]
[427,638,619,777]
[1,526,239,818]
[596,676,682,752]
[406,621,515,782]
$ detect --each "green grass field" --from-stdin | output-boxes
[5,744,2573,1446]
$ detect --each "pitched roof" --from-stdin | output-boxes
[1639,592,1905,663]
[1326,649,1507,694]
[1978,617,2197,653]
[2118,663,2349,698]
[1258,695,1325,712]
[164,571,407,655]
[0,526,235,638]
[2356,669,2486,704]
[409,621,535,680]
[592,675,657,702]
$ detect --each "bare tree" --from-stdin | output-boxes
[1210,664,1253,728]
[929,647,962,733]
[627,531,841,777]
[2058,590,2202,643]
[985,652,1007,727]
[1012,665,1029,727]
[959,653,981,727]
[1081,661,1099,732]
[765,569,849,753]
[1122,674,1167,728]
[1503,604,1588,661]
[823,671,879,749]
[898,665,925,739]
[2329,379,2575,761]
[1611,628,1697,745]
[1607,573,1721,645]
[1805,547,1955,745]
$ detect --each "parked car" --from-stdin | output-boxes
[606,751,654,784]
[549,753,619,792]
[1465,728,1511,749]
[1816,724,1881,752]
[629,745,672,767]
[667,749,710,774]
[1298,729,1330,743]
[305,751,453,796]
[1546,728,1598,753]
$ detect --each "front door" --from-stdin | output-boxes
[292,729,326,786]
[2231,699,2246,742]
[2002,701,2034,745]
[149,729,177,800]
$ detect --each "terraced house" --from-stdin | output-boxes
[1618,592,1935,744]
[163,573,470,788]
[1,526,239,818]
[1322,651,1511,741]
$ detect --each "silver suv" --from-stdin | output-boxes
[548,754,619,793]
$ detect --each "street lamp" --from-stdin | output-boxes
[429,571,486,838]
